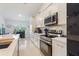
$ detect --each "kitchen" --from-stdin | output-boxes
[30,3,67,56]
[0,3,67,56]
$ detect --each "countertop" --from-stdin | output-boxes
[52,37,67,44]
[34,33,67,43]
[0,34,19,56]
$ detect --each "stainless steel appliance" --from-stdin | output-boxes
[40,35,57,56]
[44,12,58,26]
[40,29,64,56]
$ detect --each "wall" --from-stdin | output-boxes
[0,16,5,27]
[0,16,5,34]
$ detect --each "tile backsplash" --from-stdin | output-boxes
[46,24,67,35]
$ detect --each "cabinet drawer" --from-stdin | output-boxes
[52,40,66,56]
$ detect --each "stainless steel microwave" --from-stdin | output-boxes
[44,12,58,26]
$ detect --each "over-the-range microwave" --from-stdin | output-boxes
[44,12,58,26]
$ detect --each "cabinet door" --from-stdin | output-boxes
[33,34,40,48]
[58,3,66,25]
[52,40,66,56]
[36,34,40,48]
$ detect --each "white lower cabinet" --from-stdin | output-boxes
[31,33,41,48]
[52,38,66,56]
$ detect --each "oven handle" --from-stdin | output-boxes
[40,40,52,46]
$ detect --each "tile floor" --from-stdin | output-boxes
[19,38,43,56]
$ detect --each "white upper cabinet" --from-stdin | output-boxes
[57,3,67,25]
[35,16,42,27]
[48,3,66,25]
[35,3,67,27]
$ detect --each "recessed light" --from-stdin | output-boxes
[24,3,27,4]
[18,14,22,17]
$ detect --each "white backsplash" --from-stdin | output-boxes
[46,24,67,36]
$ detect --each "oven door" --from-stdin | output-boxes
[40,40,52,56]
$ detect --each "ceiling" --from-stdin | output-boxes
[0,3,43,21]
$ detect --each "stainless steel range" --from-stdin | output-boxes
[40,35,58,56]
[40,30,62,56]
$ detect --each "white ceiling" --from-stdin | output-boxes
[0,3,43,21]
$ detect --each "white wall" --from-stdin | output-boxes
[0,16,5,27]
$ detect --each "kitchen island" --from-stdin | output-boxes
[0,34,19,56]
